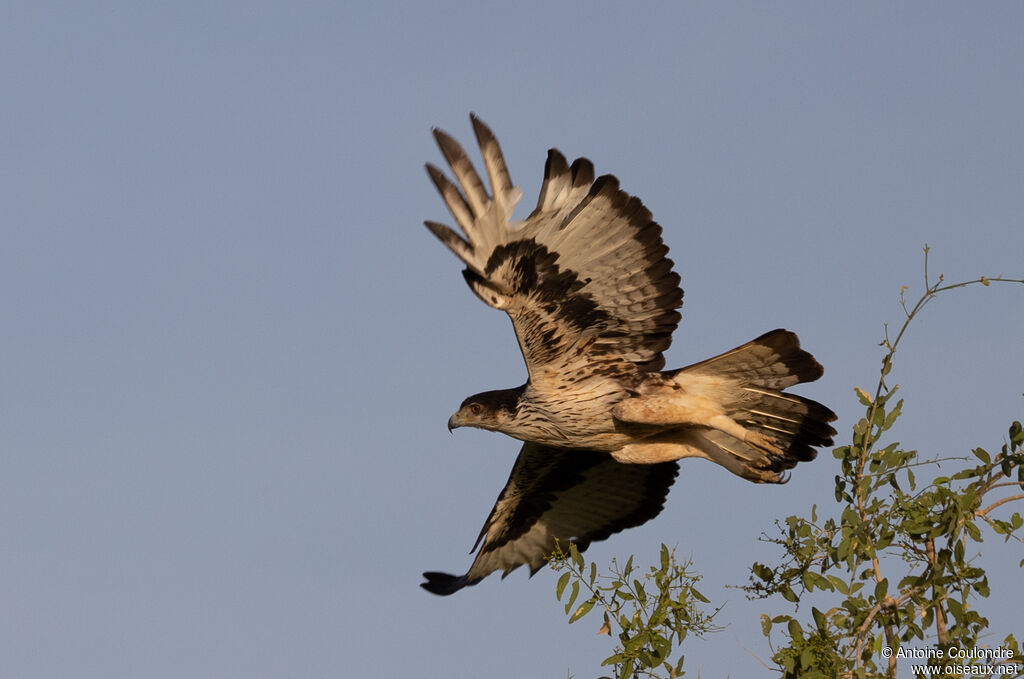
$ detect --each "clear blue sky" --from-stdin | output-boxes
[3,3,1022,677]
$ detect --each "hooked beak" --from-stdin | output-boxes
[447,412,462,433]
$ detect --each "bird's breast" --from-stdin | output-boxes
[512,387,648,452]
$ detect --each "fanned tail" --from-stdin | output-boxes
[613,330,836,483]
[676,329,836,482]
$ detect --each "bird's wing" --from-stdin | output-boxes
[421,443,678,595]
[426,115,683,391]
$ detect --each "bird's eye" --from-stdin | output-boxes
[469,403,483,415]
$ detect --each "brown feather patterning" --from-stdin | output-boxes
[422,443,678,595]
[425,114,683,389]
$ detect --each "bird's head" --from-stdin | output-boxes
[447,388,522,433]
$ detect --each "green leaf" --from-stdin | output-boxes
[565,581,580,615]
[802,570,825,591]
[569,543,584,569]
[947,597,963,622]
[828,575,850,595]
[812,607,827,632]
[874,578,888,602]
[973,447,991,464]
[872,404,887,428]
[624,631,650,652]
[882,399,903,431]
[568,598,595,624]
[836,537,851,562]
[651,634,672,661]
[556,571,571,600]
[1009,420,1023,446]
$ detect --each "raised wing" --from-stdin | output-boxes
[425,115,683,389]
[420,443,678,595]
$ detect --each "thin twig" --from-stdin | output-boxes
[976,494,1024,518]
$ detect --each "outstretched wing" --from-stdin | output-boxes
[426,115,683,391]
[421,443,678,595]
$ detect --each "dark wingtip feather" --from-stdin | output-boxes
[424,162,448,188]
[535,149,571,214]
[469,112,494,144]
[589,173,621,196]
[421,571,475,596]
[469,114,516,204]
[424,220,474,264]
[569,157,594,187]
[545,148,569,178]
[431,127,460,155]
[424,219,465,243]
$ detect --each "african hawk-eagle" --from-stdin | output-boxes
[421,115,836,596]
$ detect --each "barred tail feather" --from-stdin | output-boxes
[713,389,836,482]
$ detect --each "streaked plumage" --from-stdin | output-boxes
[422,115,836,595]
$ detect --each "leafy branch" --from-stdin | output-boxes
[550,543,723,679]
[747,247,1024,678]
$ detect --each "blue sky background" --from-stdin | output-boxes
[3,3,1023,677]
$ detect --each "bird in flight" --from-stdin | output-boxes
[421,115,836,595]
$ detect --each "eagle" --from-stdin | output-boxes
[421,115,836,595]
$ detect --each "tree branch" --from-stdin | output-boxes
[976,494,1024,518]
